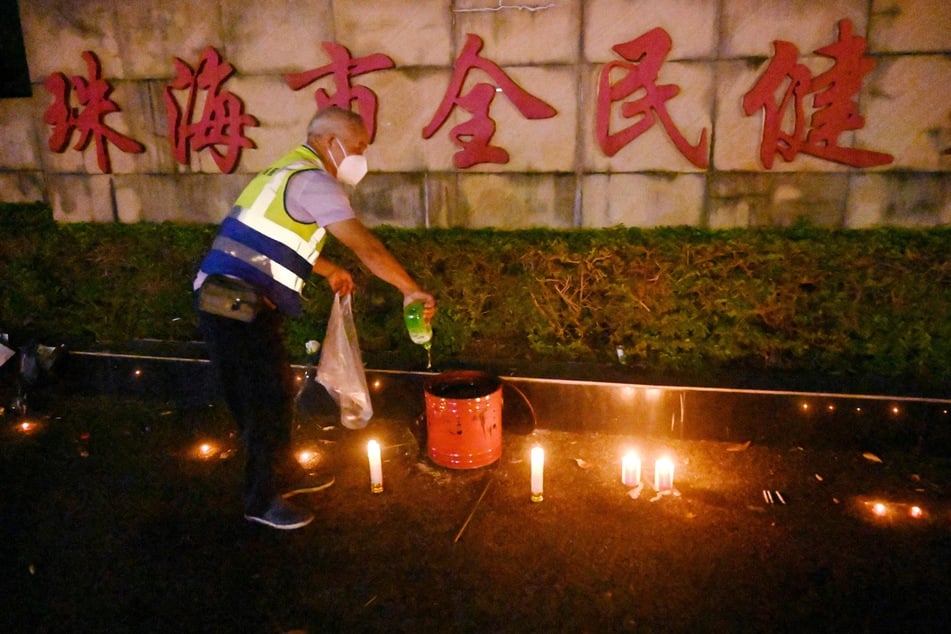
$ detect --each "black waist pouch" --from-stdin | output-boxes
[197,275,263,322]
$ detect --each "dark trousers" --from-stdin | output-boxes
[198,306,295,512]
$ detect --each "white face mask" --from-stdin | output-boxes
[330,137,368,186]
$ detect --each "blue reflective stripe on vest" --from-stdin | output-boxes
[200,251,302,317]
[218,216,312,281]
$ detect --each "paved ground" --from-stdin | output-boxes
[2,391,950,632]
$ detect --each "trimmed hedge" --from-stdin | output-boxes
[1,204,949,392]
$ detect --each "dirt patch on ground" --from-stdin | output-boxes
[2,392,950,632]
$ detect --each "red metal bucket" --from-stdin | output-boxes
[424,370,503,469]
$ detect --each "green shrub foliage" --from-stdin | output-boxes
[1,204,948,390]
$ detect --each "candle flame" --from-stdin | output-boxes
[195,441,219,460]
[13,418,46,436]
[531,447,544,465]
[296,448,321,470]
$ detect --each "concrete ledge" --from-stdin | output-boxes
[54,346,951,455]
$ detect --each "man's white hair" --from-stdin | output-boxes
[307,106,365,138]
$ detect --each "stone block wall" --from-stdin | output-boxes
[0,0,948,228]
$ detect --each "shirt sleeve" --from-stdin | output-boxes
[285,169,356,226]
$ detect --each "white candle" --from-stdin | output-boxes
[530,446,544,502]
[621,451,641,487]
[367,440,383,493]
[654,457,675,492]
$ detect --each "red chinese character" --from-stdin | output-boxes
[742,19,893,169]
[164,47,258,174]
[285,42,394,142]
[43,50,145,173]
[596,28,709,169]
[423,33,557,169]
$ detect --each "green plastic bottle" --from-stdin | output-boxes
[403,301,432,349]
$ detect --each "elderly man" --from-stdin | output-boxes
[195,106,435,530]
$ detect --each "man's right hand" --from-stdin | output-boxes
[403,290,436,323]
[327,218,436,322]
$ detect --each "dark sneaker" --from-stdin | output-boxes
[244,496,314,530]
[281,469,335,498]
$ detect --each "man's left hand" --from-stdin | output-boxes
[326,267,354,296]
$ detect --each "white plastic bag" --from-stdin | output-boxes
[316,293,373,429]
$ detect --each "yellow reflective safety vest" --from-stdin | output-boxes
[198,145,329,316]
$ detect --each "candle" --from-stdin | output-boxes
[530,446,544,502]
[654,457,675,492]
[367,440,383,493]
[621,451,641,487]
